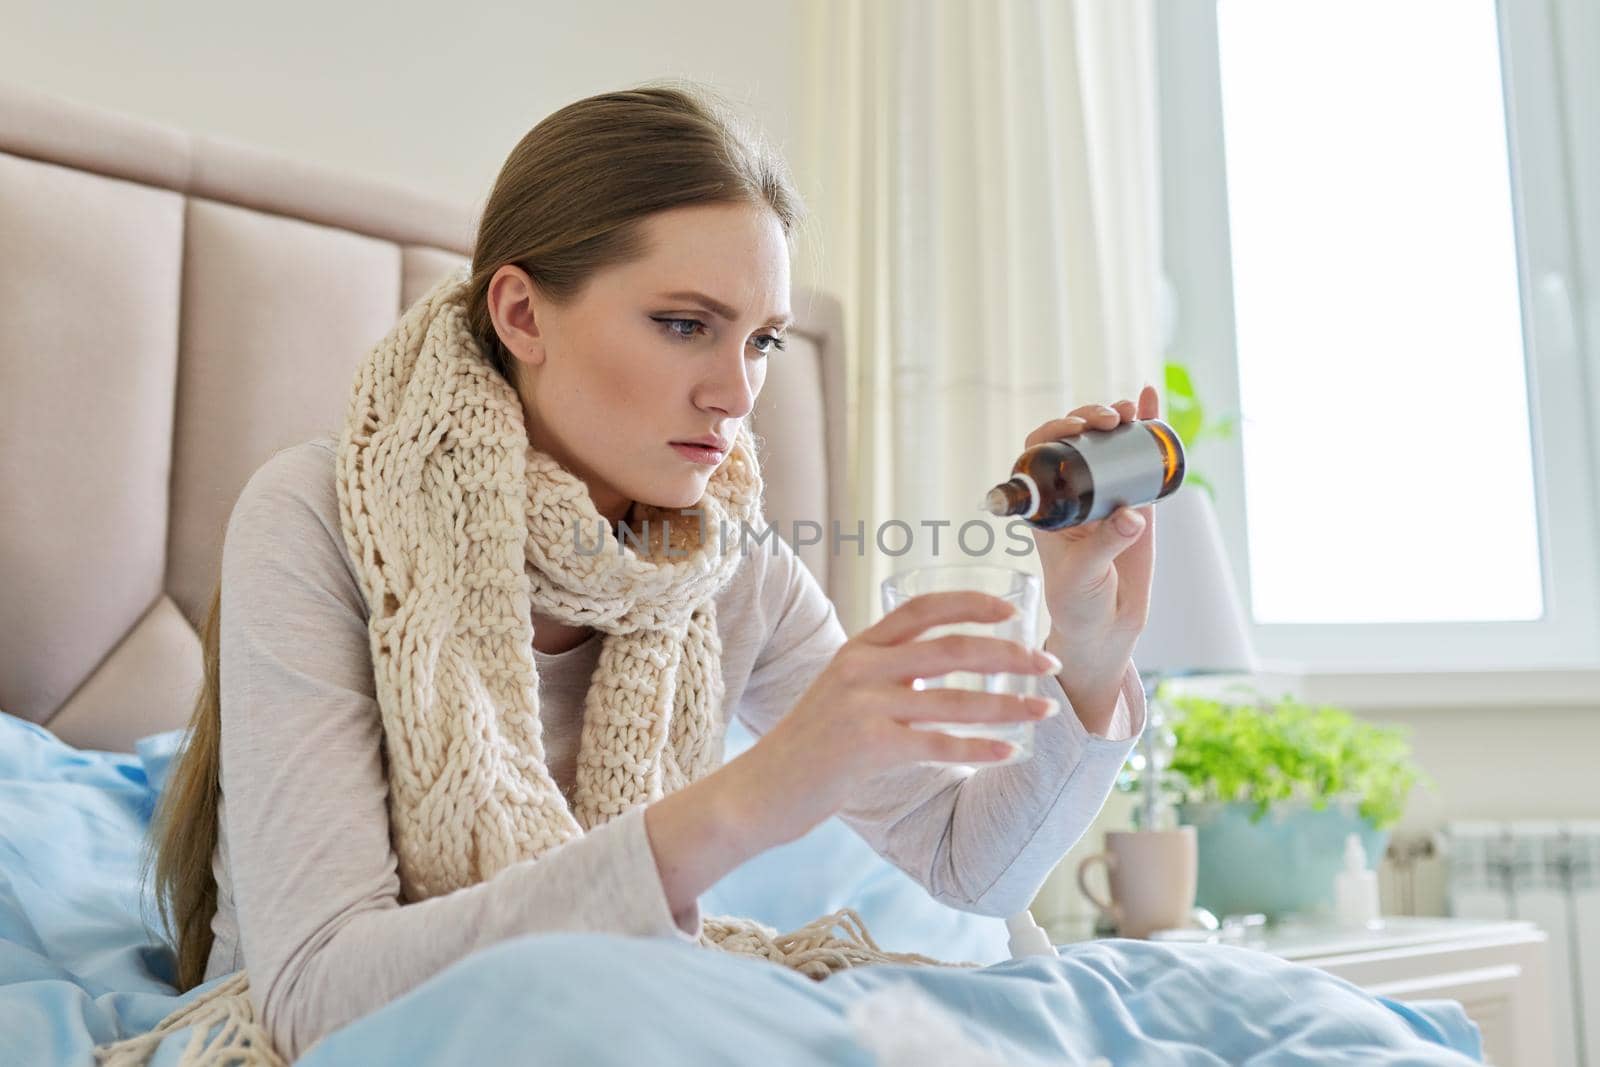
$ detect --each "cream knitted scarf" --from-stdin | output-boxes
[96,268,978,1067]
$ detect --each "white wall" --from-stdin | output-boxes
[4,0,803,212]
[1354,702,1600,916]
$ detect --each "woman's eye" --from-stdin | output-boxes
[656,317,704,340]
[656,317,787,357]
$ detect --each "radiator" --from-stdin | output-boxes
[1445,820,1600,1067]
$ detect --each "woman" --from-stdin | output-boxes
[103,83,1157,1066]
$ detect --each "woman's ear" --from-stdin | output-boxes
[486,264,548,369]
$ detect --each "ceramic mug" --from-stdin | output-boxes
[1075,827,1199,939]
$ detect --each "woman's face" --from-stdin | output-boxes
[487,202,791,523]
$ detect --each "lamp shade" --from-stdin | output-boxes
[1132,484,1259,676]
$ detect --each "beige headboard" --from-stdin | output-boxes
[0,81,848,754]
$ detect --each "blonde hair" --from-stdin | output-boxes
[143,80,805,992]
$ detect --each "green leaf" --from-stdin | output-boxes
[1127,687,1428,830]
[1160,358,1243,501]
[1168,402,1203,446]
[1164,361,1197,401]
[1210,411,1240,440]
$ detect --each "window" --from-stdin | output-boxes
[1156,0,1600,672]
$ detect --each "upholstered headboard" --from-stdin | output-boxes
[0,82,848,754]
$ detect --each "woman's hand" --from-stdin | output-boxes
[724,592,1062,851]
[1021,384,1161,734]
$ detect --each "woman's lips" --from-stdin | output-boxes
[670,442,726,465]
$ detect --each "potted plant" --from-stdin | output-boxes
[1118,683,1429,921]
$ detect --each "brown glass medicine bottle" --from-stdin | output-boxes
[984,418,1186,530]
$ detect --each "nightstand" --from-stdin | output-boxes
[1045,915,1553,1065]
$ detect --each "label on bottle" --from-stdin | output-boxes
[1072,422,1168,523]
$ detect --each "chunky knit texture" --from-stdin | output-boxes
[95,268,977,1066]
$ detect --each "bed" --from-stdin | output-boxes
[0,80,1485,1065]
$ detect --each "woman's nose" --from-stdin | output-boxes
[695,343,757,418]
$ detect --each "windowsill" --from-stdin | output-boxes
[1160,664,1600,712]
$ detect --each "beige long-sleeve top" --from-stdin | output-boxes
[204,434,1147,1060]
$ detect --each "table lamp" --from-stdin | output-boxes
[1129,483,1260,829]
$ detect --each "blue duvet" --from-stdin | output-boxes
[0,710,1481,1065]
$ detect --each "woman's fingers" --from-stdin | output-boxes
[1023,394,1144,449]
[1024,415,1087,448]
[861,590,1018,646]
[1071,403,1122,427]
[882,687,1057,724]
[874,632,1058,684]
[903,728,1021,764]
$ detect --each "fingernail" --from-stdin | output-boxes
[1116,510,1143,535]
[1035,650,1063,673]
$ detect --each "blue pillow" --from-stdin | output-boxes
[134,727,188,797]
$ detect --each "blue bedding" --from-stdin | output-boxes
[0,709,1482,1065]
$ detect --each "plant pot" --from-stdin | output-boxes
[1177,799,1389,921]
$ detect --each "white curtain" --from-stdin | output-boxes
[793,0,1165,634]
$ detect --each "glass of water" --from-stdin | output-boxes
[879,563,1046,765]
